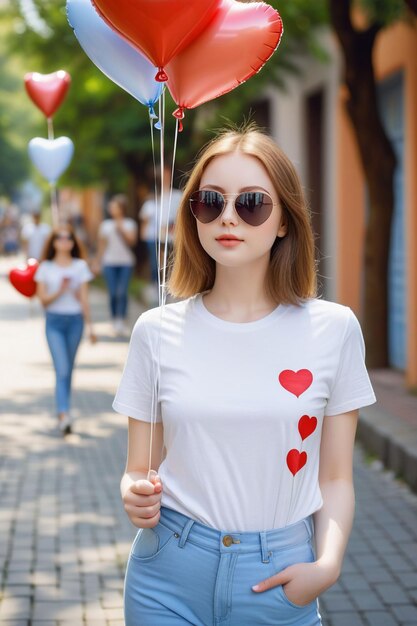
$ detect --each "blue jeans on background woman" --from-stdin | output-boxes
[102,265,133,319]
[45,312,84,414]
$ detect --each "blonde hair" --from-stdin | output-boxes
[168,126,317,305]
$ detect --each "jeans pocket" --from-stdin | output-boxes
[277,583,312,609]
[271,539,316,610]
[130,522,175,562]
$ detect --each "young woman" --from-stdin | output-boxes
[36,224,95,435]
[113,127,376,625]
[95,194,138,336]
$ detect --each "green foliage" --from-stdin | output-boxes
[0,12,36,195]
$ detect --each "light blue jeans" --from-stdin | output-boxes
[124,506,322,625]
[102,264,133,319]
[45,312,84,414]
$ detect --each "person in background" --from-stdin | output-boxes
[35,224,96,435]
[21,209,51,260]
[139,165,182,306]
[1,207,20,255]
[94,194,138,336]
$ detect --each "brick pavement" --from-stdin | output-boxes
[1,255,417,625]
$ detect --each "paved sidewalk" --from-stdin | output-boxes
[1,255,417,625]
[358,370,417,494]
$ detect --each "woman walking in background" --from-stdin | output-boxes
[113,126,376,625]
[95,194,138,336]
[35,225,95,435]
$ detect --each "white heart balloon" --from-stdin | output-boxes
[28,137,74,184]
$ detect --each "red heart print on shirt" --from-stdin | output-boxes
[298,415,317,441]
[287,449,307,476]
[279,369,313,398]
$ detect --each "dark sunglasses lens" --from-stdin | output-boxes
[190,190,224,223]
[235,192,273,226]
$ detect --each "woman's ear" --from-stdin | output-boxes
[277,220,287,238]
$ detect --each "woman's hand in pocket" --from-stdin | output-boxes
[252,560,339,606]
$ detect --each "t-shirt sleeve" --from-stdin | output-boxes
[34,262,47,282]
[325,309,376,416]
[112,315,161,422]
[77,260,94,283]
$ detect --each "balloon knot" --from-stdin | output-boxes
[155,68,168,82]
[173,107,185,120]
[148,105,158,120]
[179,121,184,132]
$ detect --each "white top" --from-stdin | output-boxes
[21,222,51,260]
[99,218,138,266]
[113,295,376,532]
[140,189,182,242]
[35,259,93,314]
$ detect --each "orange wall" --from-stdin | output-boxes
[337,19,417,384]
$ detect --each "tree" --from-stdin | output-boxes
[329,0,415,367]
[0,13,33,195]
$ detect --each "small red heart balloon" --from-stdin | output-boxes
[91,0,222,80]
[286,449,307,476]
[24,71,71,118]
[166,0,283,112]
[9,258,39,298]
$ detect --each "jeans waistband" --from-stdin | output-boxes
[159,507,313,562]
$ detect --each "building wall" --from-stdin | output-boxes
[338,19,417,385]
[269,30,342,301]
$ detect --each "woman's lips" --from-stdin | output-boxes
[216,236,243,248]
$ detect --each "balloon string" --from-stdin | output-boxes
[160,118,179,305]
[47,118,54,141]
[147,90,166,482]
[149,110,159,295]
[158,90,166,306]
[50,184,59,227]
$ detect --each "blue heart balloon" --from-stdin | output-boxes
[67,0,163,111]
[28,137,75,184]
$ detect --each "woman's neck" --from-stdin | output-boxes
[53,253,73,266]
[203,256,277,322]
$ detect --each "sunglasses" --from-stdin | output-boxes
[189,190,276,227]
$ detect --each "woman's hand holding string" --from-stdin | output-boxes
[122,473,163,529]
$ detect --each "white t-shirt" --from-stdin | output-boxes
[35,259,94,314]
[99,219,137,266]
[113,295,376,532]
[21,222,51,260]
[140,189,182,242]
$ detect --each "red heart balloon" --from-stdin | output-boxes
[24,71,71,118]
[9,259,39,298]
[298,415,317,441]
[287,450,307,476]
[91,0,222,80]
[166,0,283,112]
[278,369,313,398]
